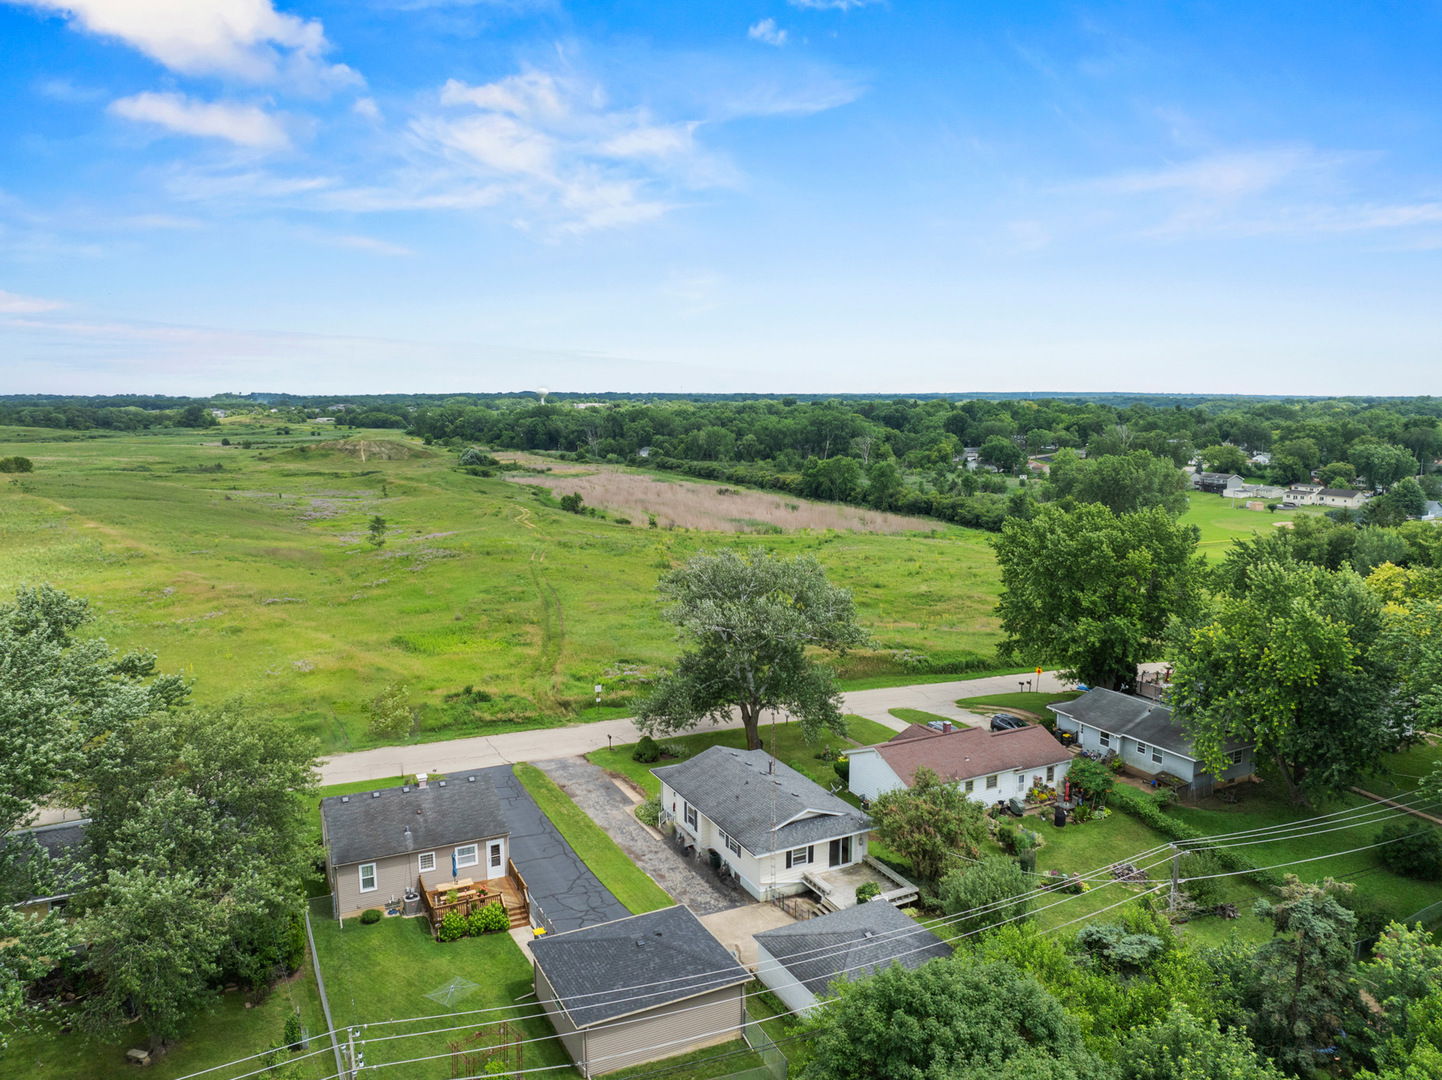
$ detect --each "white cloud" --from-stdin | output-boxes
[319,233,415,256]
[0,289,65,314]
[1098,148,1326,199]
[17,0,357,87]
[110,92,291,149]
[353,96,382,121]
[748,18,788,46]
[787,0,878,9]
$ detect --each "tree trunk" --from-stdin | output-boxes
[1273,751,1310,807]
[740,702,762,751]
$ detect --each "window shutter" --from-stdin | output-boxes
[807,846,814,864]
[785,850,793,869]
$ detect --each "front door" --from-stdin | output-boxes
[486,840,505,880]
[828,836,851,867]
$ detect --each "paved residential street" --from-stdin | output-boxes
[316,670,1076,786]
[533,756,748,916]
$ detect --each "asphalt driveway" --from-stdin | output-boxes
[479,765,630,933]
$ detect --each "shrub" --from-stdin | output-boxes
[1017,849,1037,874]
[1014,828,1039,853]
[283,1011,302,1051]
[470,901,510,934]
[856,881,882,904]
[1377,822,1442,880]
[0,456,34,473]
[359,909,382,925]
[1178,849,1225,908]
[996,822,1019,853]
[559,492,585,513]
[635,795,662,827]
[1070,805,1093,824]
[938,857,1032,937]
[438,909,468,942]
[1110,786,1284,889]
[632,735,661,763]
[221,437,231,446]
[1152,788,1177,810]
[833,757,850,782]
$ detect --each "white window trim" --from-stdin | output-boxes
[1099,731,1111,748]
[455,844,479,869]
[1228,749,1245,765]
[489,843,503,868]
[787,846,811,867]
[1045,766,1055,782]
[418,852,436,873]
[1136,743,1148,756]
[359,863,378,893]
[1153,749,1163,764]
[723,833,741,856]
[684,804,698,830]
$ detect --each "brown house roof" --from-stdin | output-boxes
[870,725,1070,787]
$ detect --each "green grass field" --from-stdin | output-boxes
[0,422,1005,753]
[511,764,674,914]
[1179,492,1326,559]
[307,896,575,1079]
[585,714,897,798]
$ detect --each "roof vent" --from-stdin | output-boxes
[467,776,476,783]
[402,785,410,793]
[372,792,381,799]
[404,825,411,835]
[438,780,446,787]
[864,931,875,938]
[341,796,350,803]
[635,938,647,948]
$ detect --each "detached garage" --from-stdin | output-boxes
[531,906,751,1077]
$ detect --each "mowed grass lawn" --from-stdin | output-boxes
[307,897,575,1079]
[1180,492,1327,560]
[586,714,898,798]
[0,941,331,1080]
[0,423,1006,754]
[953,691,1083,723]
[512,764,673,914]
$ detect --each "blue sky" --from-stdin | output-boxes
[2,1,1441,395]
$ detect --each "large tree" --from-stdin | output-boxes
[871,767,988,884]
[938,856,1032,939]
[0,586,187,1038]
[636,548,870,751]
[1169,558,1398,805]
[798,955,1111,1080]
[993,503,1205,691]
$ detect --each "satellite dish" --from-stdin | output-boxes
[537,387,549,405]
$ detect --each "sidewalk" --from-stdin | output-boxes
[315,670,1074,786]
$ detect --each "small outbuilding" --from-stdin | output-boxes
[754,900,952,1016]
[531,905,751,1077]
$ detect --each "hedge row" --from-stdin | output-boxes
[1109,786,1285,890]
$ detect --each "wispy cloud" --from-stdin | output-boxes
[110,92,292,149]
[14,0,359,89]
[787,0,879,10]
[0,288,65,313]
[748,18,788,47]
[322,233,415,256]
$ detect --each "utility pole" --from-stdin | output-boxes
[1169,847,1181,912]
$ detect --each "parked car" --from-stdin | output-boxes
[990,714,1028,732]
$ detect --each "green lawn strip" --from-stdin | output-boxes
[836,667,1032,692]
[0,938,331,1080]
[1353,741,1442,802]
[307,897,576,1078]
[585,715,892,799]
[604,1039,761,1080]
[952,691,1083,726]
[887,707,956,727]
[1179,493,1327,560]
[1168,775,1442,925]
[512,764,672,914]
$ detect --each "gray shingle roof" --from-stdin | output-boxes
[1048,688,1246,759]
[652,746,871,856]
[531,905,749,1029]
[320,777,507,867]
[2,819,91,903]
[755,901,951,998]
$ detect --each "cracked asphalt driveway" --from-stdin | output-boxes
[534,757,748,916]
[479,764,630,933]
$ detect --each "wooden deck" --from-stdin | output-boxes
[419,873,530,937]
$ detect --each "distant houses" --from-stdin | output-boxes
[1048,688,1254,794]
[846,723,1072,806]
[1193,472,1245,495]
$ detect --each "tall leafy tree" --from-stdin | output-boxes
[1117,1004,1284,1080]
[938,856,1031,939]
[0,585,186,1037]
[636,548,870,751]
[1170,559,1398,805]
[1047,450,1189,516]
[993,503,1205,690]
[870,767,989,885]
[798,956,1111,1080]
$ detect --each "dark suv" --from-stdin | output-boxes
[990,713,1028,732]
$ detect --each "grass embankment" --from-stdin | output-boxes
[307,897,576,1078]
[586,715,897,799]
[511,764,672,914]
[887,708,955,728]
[0,423,1005,754]
[0,941,330,1080]
[953,691,1083,724]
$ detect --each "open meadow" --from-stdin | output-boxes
[0,422,1004,753]
[1180,491,1327,559]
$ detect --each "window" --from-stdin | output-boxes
[489,843,502,868]
[985,774,998,790]
[359,863,377,893]
[1136,743,1148,757]
[1045,766,1055,782]
[417,852,435,874]
[684,803,698,830]
[1228,749,1245,766]
[1152,748,1163,764]
[964,779,975,794]
[1099,731,1111,749]
[454,844,478,869]
[724,833,741,856]
[1017,772,1027,789]
[785,846,812,868]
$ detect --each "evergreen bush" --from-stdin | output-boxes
[632,735,661,763]
[359,909,382,925]
[438,909,468,942]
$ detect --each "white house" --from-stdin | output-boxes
[847,723,1073,806]
[652,747,872,902]
[754,900,951,1016]
[1048,688,1254,793]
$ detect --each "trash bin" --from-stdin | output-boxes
[708,849,722,871]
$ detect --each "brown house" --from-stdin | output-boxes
[320,774,510,920]
[531,906,751,1077]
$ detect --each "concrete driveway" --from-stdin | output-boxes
[479,765,630,934]
[699,904,796,968]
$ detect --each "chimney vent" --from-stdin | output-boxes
[417,773,428,789]
[942,721,952,733]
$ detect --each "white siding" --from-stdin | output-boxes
[847,749,905,801]
[755,941,819,1016]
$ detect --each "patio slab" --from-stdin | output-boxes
[699,904,797,968]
